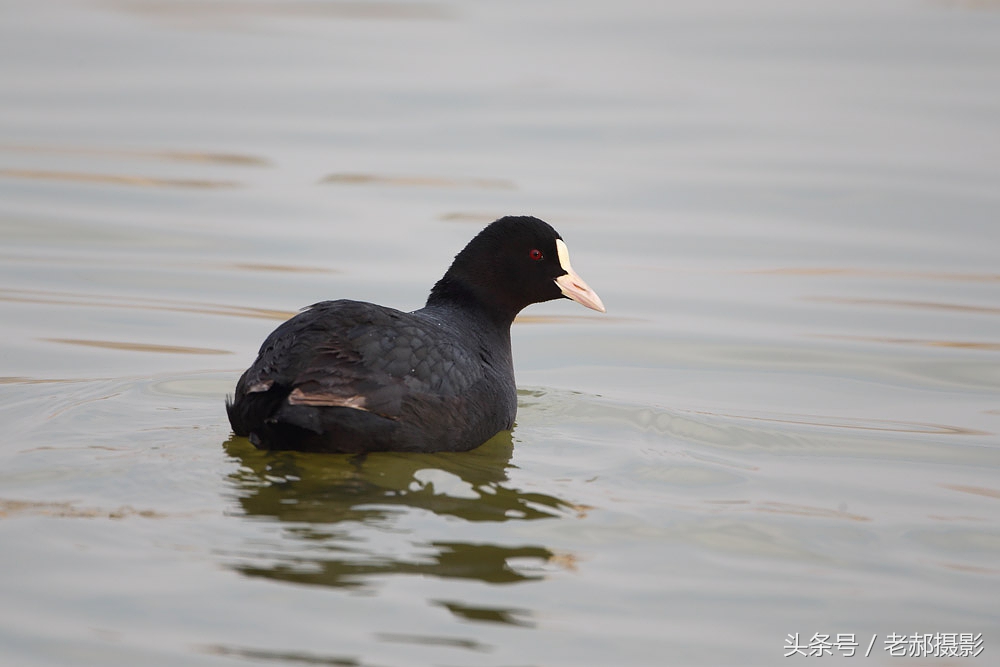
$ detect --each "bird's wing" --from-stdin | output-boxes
[240,300,480,420]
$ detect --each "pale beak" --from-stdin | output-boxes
[554,239,606,313]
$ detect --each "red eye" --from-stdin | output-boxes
[529,249,544,261]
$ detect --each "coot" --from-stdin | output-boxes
[226,216,605,453]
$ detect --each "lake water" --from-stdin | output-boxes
[1,0,998,665]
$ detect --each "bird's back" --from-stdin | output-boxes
[227,299,516,452]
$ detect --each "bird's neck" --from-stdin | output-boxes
[425,275,521,329]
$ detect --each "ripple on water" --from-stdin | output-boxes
[0,143,272,167]
[0,287,297,322]
[0,168,240,189]
[516,387,999,466]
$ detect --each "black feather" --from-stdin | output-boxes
[226,216,598,453]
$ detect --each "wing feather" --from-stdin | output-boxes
[237,300,479,423]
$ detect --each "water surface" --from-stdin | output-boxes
[1,1,998,665]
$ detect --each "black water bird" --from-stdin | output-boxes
[226,216,605,453]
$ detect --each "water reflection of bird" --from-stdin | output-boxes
[222,433,573,592]
[227,216,604,453]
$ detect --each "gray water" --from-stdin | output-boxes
[1,1,998,665]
